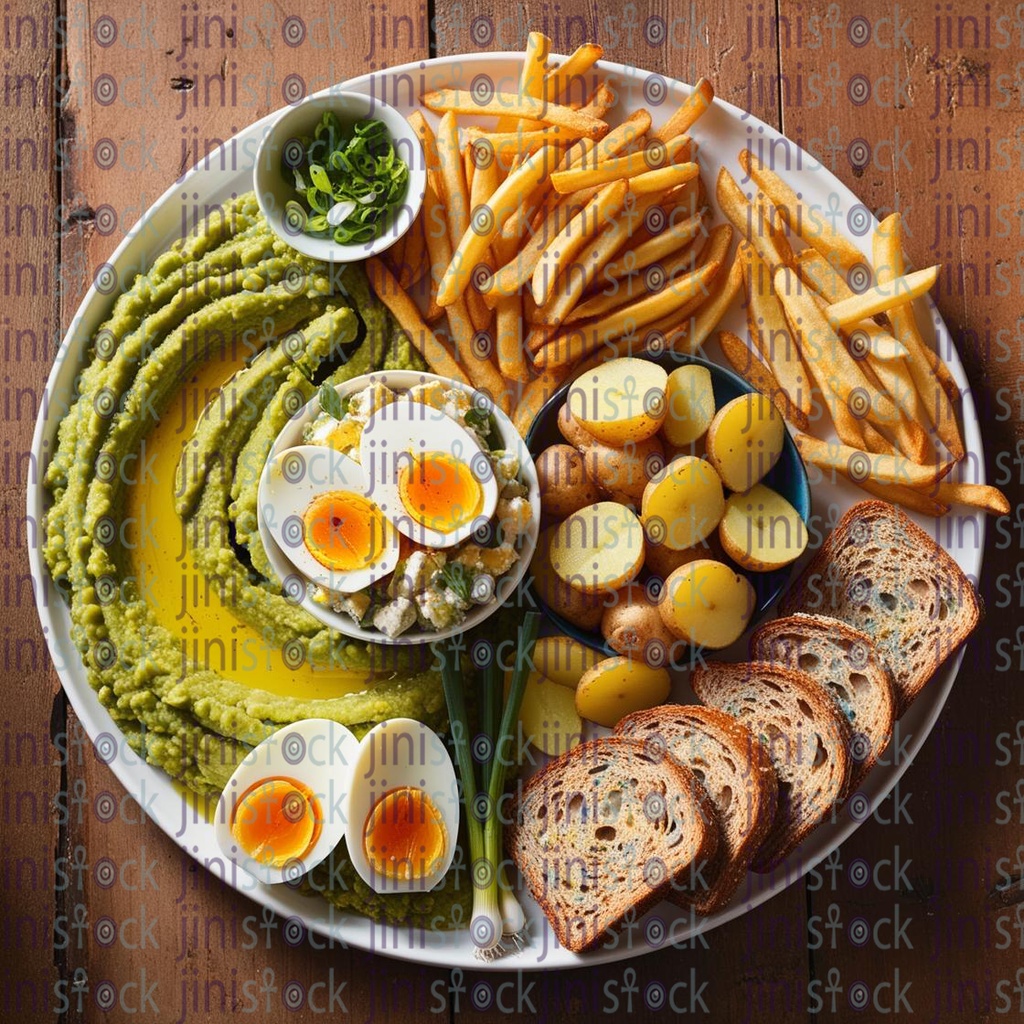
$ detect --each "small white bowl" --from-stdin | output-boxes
[253,91,425,263]
[257,370,541,645]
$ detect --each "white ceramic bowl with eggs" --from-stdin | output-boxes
[257,370,541,644]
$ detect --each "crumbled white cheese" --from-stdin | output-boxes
[453,542,519,575]
[496,496,532,540]
[389,549,446,599]
[372,597,417,637]
[415,587,466,630]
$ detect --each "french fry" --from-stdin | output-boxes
[532,190,664,328]
[933,481,1010,516]
[437,144,560,307]
[873,213,965,460]
[739,148,865,270]
[532,260,721,368]
[741,244,814,420]
[467,125,583,164]
[436,112,471,257]
[497,30,551,131]
[716,166,793,271]
[366,257,470,386]
[793,433,954,488]
[542,43,605,107]
[527,181,628,305]
[824,265,940,327]
[848,475,950,517]
[421,90,609,139]
[629,162,704,195]
[774,267,902,432]
[664,254,743,355]
[407,109,440,171]
[829,392,867,449]
[562,110,653,172]
[511,364,574,437]
[861,422,896,456]
[576,80,616,119]
[564,217,719,324]
[494,292,530,383]
[650,77,715,143]
[718,330,811,432]
[552,146,695,193]
[397,212,428,290]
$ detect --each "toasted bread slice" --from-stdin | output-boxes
[778,500,982,714]
[751,613,896,792]
[691,661,851,871]
[616,704,778,914]
[505,736,718,953]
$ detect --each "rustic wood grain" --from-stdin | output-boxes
[0,1,62,1020]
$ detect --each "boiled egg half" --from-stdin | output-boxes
[259,444,400,592]
[359,398,498,548]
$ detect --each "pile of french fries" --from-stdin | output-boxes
[368,33,1007,520]
[714,151,1007,517]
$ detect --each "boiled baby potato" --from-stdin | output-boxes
[531,527,604,630]
[519,671,584,756]
[567,357,668,445]
[662,364,715,447]
[533,635,601,690]
[658,559,756,649]
[718,483,808,572]
[536,444,603,518]
[644,540,705,581]
[705,392,785,492]
[550,501,645,593]
[641,455,725,551]
[601,583,677,667]
[558,405,663,504]
[576,655,673,728]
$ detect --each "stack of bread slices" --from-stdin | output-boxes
[507,501,982,953]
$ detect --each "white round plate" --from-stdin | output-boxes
[29,54,984,970]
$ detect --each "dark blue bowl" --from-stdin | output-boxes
[524,351,812,658]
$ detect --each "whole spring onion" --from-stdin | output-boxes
[438,611,540,959]
[284,112,408,245]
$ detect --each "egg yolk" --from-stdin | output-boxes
[302,490,391,571]
[398,452,482,532]
[363,786,447,882]
[230,777,322,868]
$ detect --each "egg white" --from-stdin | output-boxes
[359,398,498,548]
[259,444,400,593]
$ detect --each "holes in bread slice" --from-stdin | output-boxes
[796,698,814,720]
[879,592,897,612]
[798,652,820,672]
[595,825,616,842]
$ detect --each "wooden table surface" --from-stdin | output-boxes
[5,1,1023,1020]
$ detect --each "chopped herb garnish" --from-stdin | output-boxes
[438,561,474,604]
[318,382,344,420]
[464,408,500,449]
[284,113,409,245]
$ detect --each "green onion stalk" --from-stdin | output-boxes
[437,611,539,960]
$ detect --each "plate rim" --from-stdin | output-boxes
[27,51,986,971]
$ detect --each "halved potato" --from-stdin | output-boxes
[575,655,672,728]
[550,501,645,593]
[718,483,808,572]
[531,526,605,629]
[657,559,756,649]
[601,583,677,666]
[519,671,584,756]
[705,392,785,492]
[662,364,715,447]
[640,455,725,551]
[566,357,668,445]
[533,635,602,689]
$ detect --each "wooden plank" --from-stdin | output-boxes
[777,1,1024,1018]
[0,0,63,1017]
[57,2,444,1020]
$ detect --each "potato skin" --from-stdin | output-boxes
[536,444,602,519]
[557,405,663,504]
[531,527,605,630]
[601,583,677,667]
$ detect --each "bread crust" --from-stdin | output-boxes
[691,660,852,871]
[778,500,982,714]
[751,612,896,792]
[616,704,779,914]
[505,736,718,953]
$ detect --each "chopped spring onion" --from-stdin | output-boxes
[284,113,409,244]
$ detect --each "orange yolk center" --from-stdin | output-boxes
[302,490,390,571]
[398,452,482,532]
[363,786,447,882]
[231,777,322,868]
